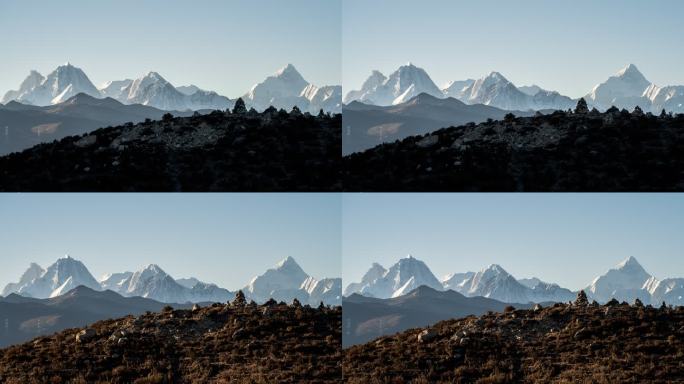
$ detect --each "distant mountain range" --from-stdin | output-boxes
[2,63,341,114]
[0,93,197,155]
[346,255,684,306]
[0,286,193,348]
[345,63,684,114]
[2,255,341,306]
[342,93,536,154]
[343,285,536,347]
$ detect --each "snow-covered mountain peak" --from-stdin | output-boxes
[616,256,644,271]
[616,63,644,79]
[275,256,302,270]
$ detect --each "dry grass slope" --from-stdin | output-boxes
[0,298,341,383]
[344,295,684,383]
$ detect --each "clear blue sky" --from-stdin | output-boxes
[343,194,684,290]
[0,0,341,98]
[343,0,684,97]
[0,194,341,291]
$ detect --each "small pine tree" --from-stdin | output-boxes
[162,113,173,122]
[291,105,302,115]
[660,109,667,118]
[232,98,247,114]
[574,98,589,114]
[633,105,644,115]
[504,113,515,122]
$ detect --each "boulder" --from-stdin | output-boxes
[75,328,96,343]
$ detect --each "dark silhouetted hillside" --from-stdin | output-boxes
[344,292,684,383]
[343,93,535,154]
[0,107,341,191]
[0,286,195,348]
[344,106,684,191]
[0,296,341,383]
[343,286,535,347]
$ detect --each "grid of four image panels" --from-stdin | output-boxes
[1,0,683,382]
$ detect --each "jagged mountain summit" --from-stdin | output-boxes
[347,255,683,305]
[344,63,444,106]
[346,63,684,113]
[244,256,342,306]
[2,255,101,298]
[585,64,651,111]
[3,255,341,305]
[584,256,684,305]
[243,64,342,114]
[2,63,342,113]
[344,255,443,298]
[1,63,101,106]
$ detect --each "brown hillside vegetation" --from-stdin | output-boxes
[0,296,341,384]
[344,292,684,383]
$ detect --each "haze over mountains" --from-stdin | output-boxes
[342,93,535,154]
[346,255,684,306]
[343,285,536,346]
[2,63,341,114]
[2,255,341,306]
[345,63,684,114]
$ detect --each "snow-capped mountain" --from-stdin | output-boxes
[108,264,233,304]
[585,64,651,111]
[243,64,310,112]
[99,272,133,291]
[343,70,387,104]
[348,63,684,113]
[4,255,340,305]
[2,255,101,298]
[98,79,133,99]
[442,272,475,291]
[244,256,310,302]
[3,63,341,113]
[345,255,443,299]
[300,84,342,113]
[343,263,387,296]
[175,277,201,289]
[301,276,342,306]
[455,264,535,304]
[1,262,45,296]
[645,277,684,306]
[585,256,654,303]
[643,84,684,114]
[442,79,475,98]
[2,63,100,106]
[518,85,544,96]
[344,63,444,106]
[1,70,45,104]
[449,265,575,304]
[457,71,576,111]
[176,85,202,96]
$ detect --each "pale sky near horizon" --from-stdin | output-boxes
[0,0,341,98]
[342,194,684,291]
[0,194,341,291]
[343,0,684,98]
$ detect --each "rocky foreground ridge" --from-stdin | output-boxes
[0,292,341,383]
[344,291,684,383]
[0,101,341,191]
[344,100,684,191]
